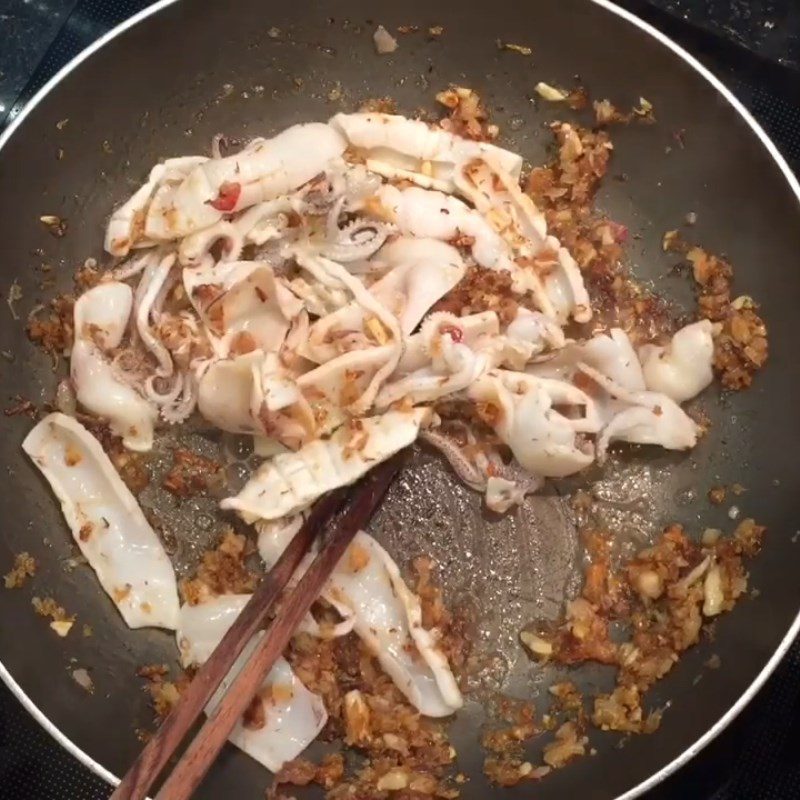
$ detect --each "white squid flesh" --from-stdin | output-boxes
[23,413,179,629]
[71,281,158,451]
[177,595,327,772]
[330,112,521,192]
[221,409,429,522]
[145,124,346,240]
[639,320,714,402]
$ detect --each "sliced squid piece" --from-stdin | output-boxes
[297,345,395,435]
[197,351,264,434]
[481,307,566,370]
[178,198,296,267]
[255,517,357,639]
[199,349,315,447]
[639,320,714,402]
[178,220,245,267]
[326,532,463,716]
[535,239,592,324]
[104,156,208,256]
[581,328,646,392]
[252,352,317,450]
[375,184,513,272]
[530,327,644,394]
[23,413,179,629]
[454,156,547,254]
[146,124,346,240]
[232,196,295,246]
[578,363,699,460]
[373,184,564,318]
[256,515,305,569]
[135,252,177,380]
[330,112,521,192]
[177,596,327,772]
[419,428,488,491]
[485,476,540,514]
[221,409,428,522]
[357,237,465,333]
[292,250,403,414]
[396,310,500,375]
[254,520,462,716]
[376,314,488,408]
[71,282,157,451]
[452,158,590,323]
[184,260,302,358]
[105,164,167,258]
[302,237,464,364]
[468,370,598,477]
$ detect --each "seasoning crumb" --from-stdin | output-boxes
[71,667,94,693]
[4,552,37,588]
[594,96,655,126]
[634,97,654,117]
[708,486,726,505]
[428,25,444,38]
[56,118,69,130]
[267,26,281,38]
[4,394,36,418]
[180,528,257,604]
[704,653,721,670]
[39,215,68,237]
[327,82,343,102]
[162,448,224,498]
[32,595,74,625]
[50,619,74,637]
[373,24,398,54]
[137,663,190,720]
[101,140,113,154]
[82,624,93,637]
[6,281,23,320]
[535,82,570,102]
[496,40,532,56]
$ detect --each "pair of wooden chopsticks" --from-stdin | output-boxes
[111,452,406,800]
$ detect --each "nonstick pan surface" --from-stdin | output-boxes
[1,1,799,798]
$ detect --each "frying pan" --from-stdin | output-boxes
[1,1,799,798]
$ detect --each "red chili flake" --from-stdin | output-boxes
[209,181,241,212]
[440,325,463,342]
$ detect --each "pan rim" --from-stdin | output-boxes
[1,0,799,796]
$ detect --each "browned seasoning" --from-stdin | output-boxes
[162,448,224,498]
[525,519,764,739]
[4,552,37,589]
[137,663,191,720]
[180,528,258,605]
[3,395,37,418]
[272,558,466,799]
[433,265,520,325]
[526,122,671,343]
[708,486,727,505]
[664,235,769,389]
[436,85,498,141]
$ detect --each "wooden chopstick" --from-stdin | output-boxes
[110,487,347,800]
[112,451,405,800]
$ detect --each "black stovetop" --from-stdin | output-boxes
[1,1,800,798]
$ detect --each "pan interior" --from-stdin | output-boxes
[1,1,799,798]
